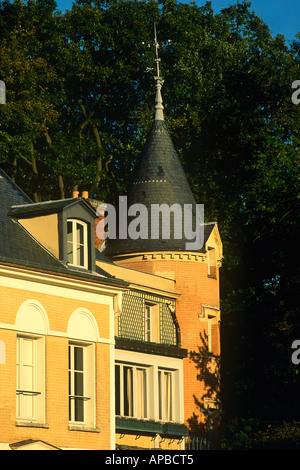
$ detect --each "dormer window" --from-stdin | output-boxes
[67,219,88,269]
[8,196,97,272]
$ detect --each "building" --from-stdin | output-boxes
[0,168,189,450]
[96,256,188,449]
[104,58,223,438]
[0,37,222,449]
[0,169,128,450]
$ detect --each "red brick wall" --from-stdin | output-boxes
[112,253,221,428]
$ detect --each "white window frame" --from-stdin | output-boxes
[144,303,160,343]
[145,304,152,342]
[69,342,95,428]
[16,335,45,423]
[200,305,220,354]
[115,362,149,419]
[158,368,175,422]
[67,219,89,269]
[115,350,184,424]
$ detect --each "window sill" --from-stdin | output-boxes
[207,275,217,280]
[68,424,100,433]
[16,420,49,429]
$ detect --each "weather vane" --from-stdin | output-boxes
[153,23,164,121]
[154,23,161,79]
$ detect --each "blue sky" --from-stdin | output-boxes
[56,0,299,43]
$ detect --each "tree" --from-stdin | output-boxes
[0,0,158,200]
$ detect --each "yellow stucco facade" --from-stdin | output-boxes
[0,263,124,450]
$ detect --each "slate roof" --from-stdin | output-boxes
[8,196,96,219]
[105,120,213,255]
[129,120,196,207]
[0,169,128,287]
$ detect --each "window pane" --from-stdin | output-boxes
[136,368,147,418]
[69,396,72,421]
[74,371,84,397]
[67,221,74,263]
[123,366,133,417]
[67,221,73,241]
[77,244,85,267]
[22,338,33,365]
[75,397,84,422]
[115,365,120,415]
[69,345,85,423]
[67,220,88,268]
[22,365,34,391]
[158,370,173,422]
[21,394,34,419]
[77,224,84,245]
[74,347,83,371]
[165,372,172,421]
[16,338,36,420]
[68,248,73,264]
[145,305,151,342]
[158,371,162,420]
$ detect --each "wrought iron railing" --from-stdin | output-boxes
[185,436,212,450]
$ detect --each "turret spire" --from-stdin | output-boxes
[153,23,164,121]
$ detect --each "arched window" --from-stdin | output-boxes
[67,219,89,269]
[15,300,49,335]
[15,300,48,424]
[67,309,98,428]
[67,308,99,342]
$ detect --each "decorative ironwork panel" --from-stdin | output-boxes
[119,292,177,346]
[160,302,177,346]
[119,293,144,341]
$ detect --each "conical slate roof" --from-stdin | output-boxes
[129,119,196,208]
[105,49,207,256]
[105,117,205,255]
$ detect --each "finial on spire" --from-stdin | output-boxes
[153,23,164,121]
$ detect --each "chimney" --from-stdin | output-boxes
[72,190,79,198]
[82,191,89,199]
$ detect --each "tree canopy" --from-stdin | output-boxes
[0,0,299,448]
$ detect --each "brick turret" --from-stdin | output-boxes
[104,46,223,437]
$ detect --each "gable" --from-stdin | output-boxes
[9,439,60,450]
[205,223,223,265]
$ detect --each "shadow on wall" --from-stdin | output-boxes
[187,331,221,448]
